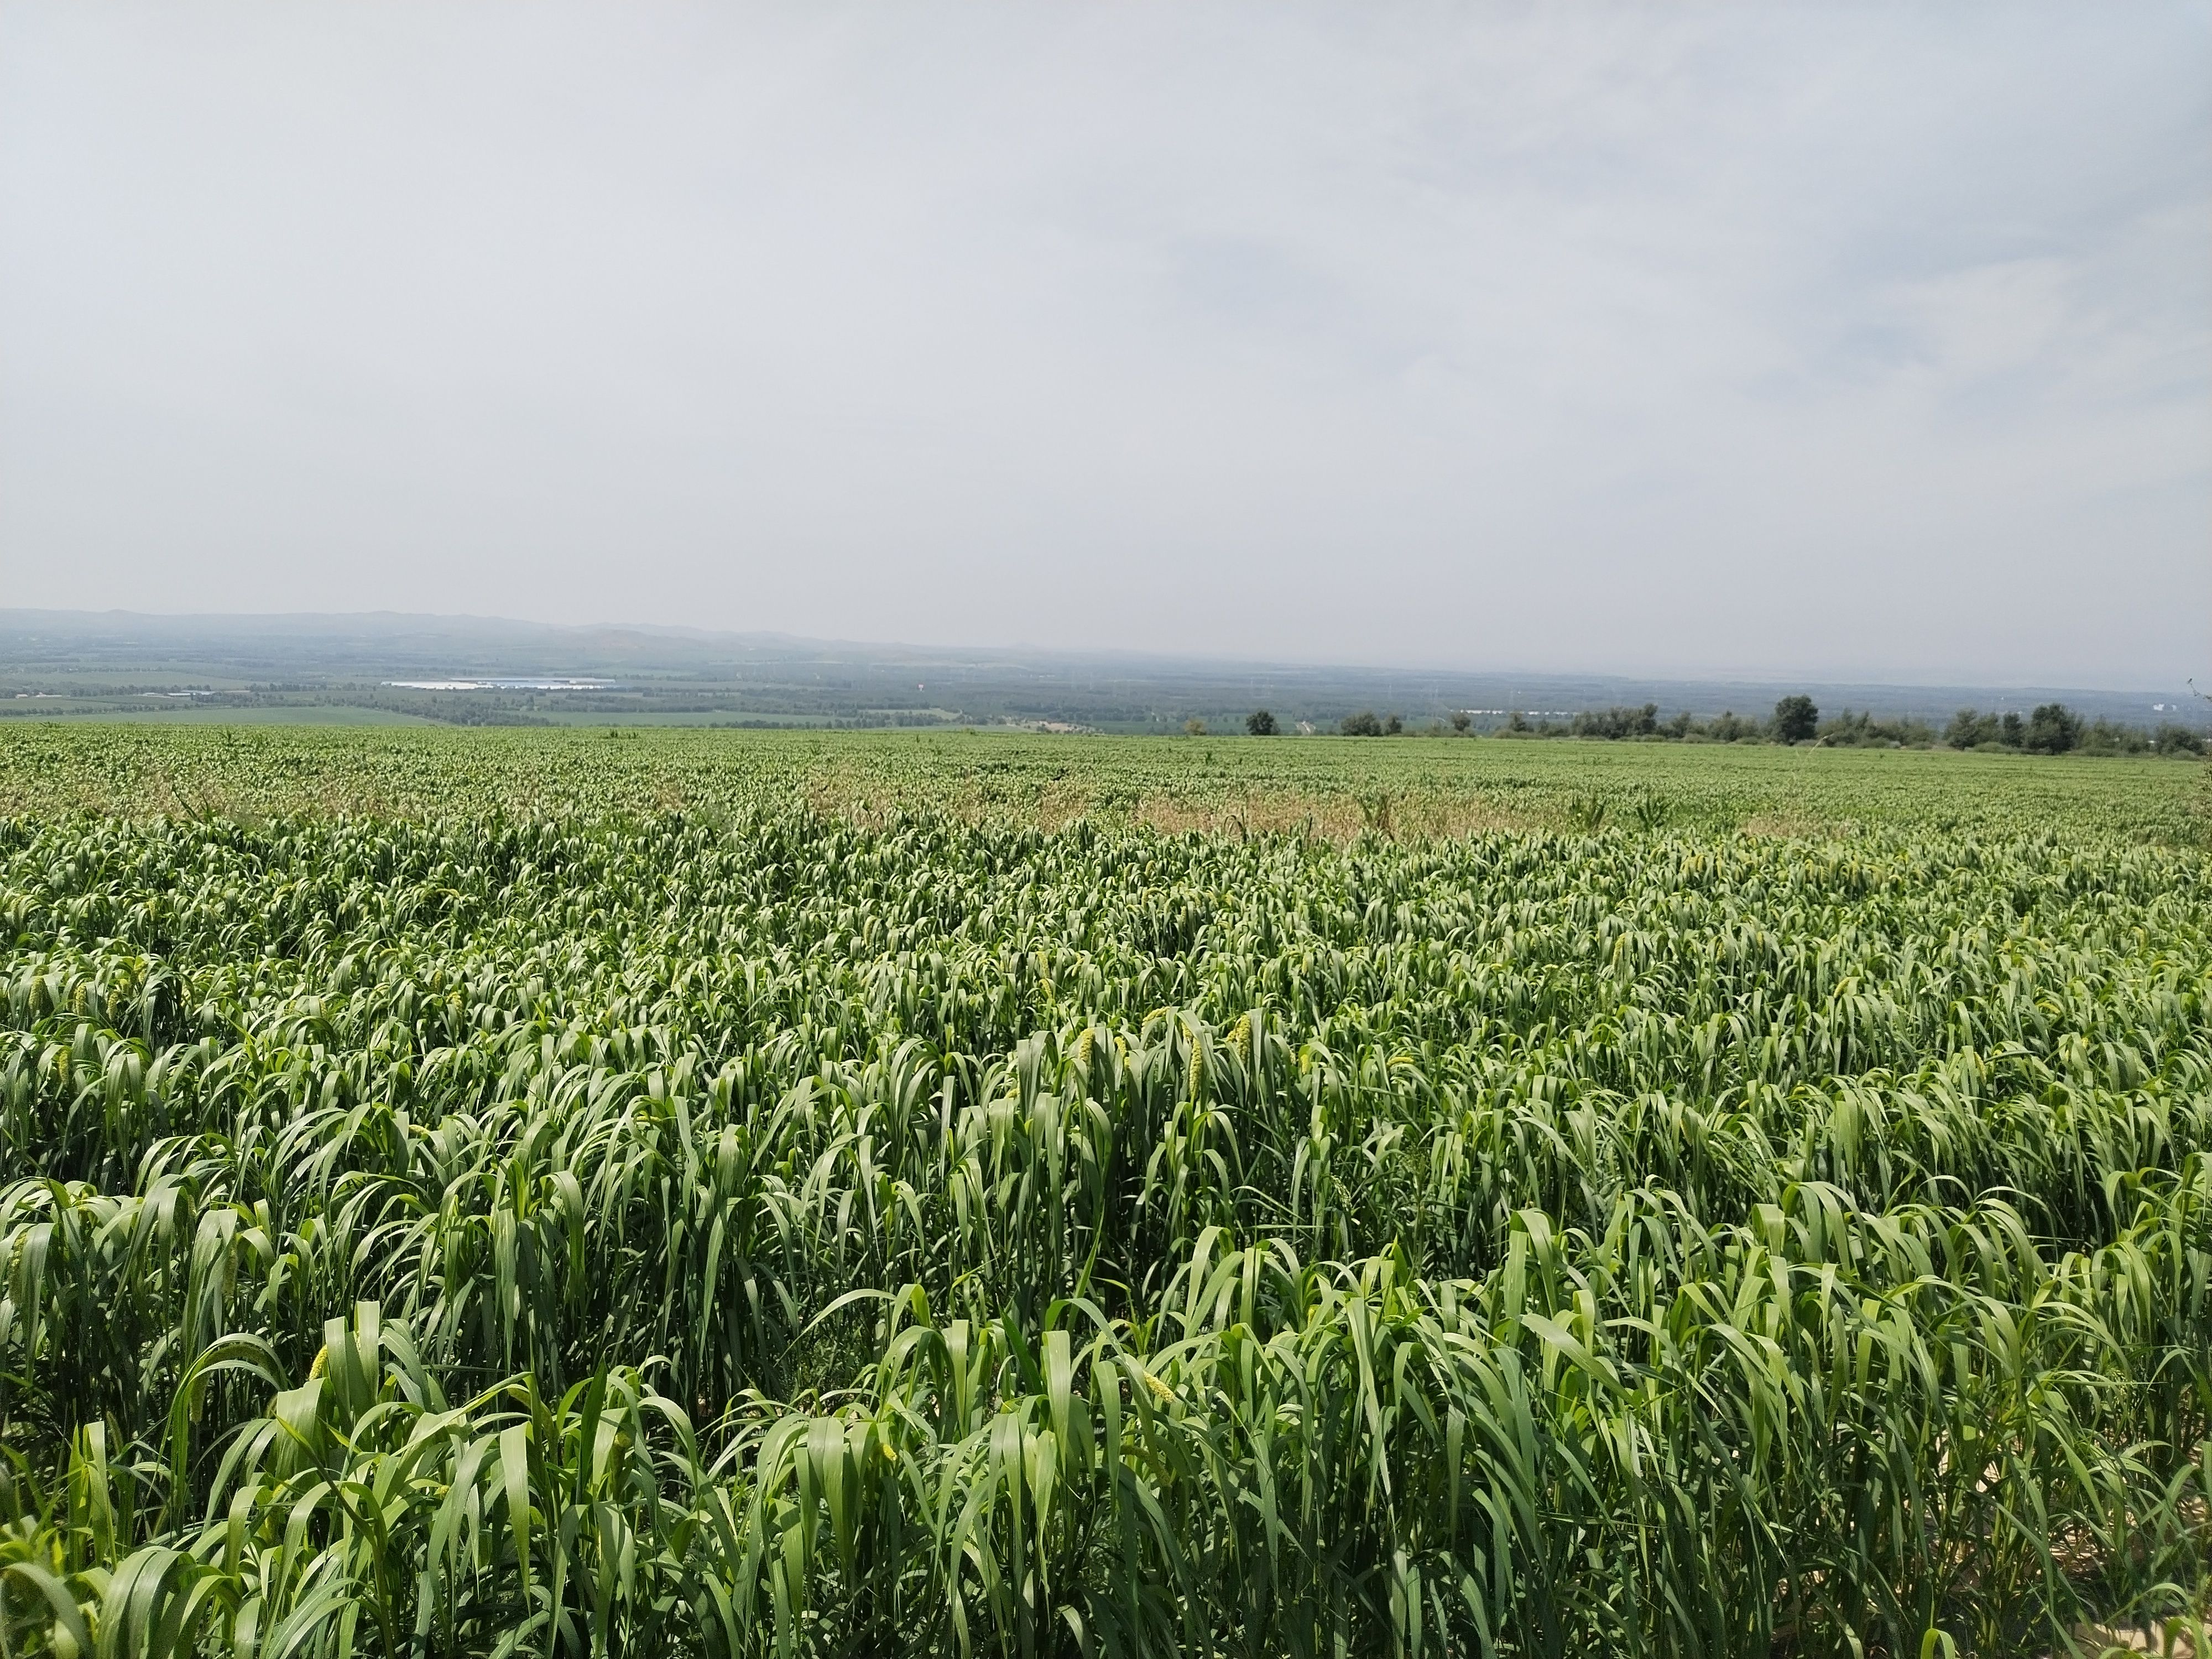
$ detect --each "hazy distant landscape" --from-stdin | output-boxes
[4,609,2200,740]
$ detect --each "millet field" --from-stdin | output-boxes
[1,726,2207,1657]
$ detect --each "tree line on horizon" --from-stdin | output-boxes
[1217,695,2206,755]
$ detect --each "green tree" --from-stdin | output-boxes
[1245,709,1278,735]
[1450,711,1472,734]
[1383,713,1404,734]
[1945,709,1999,749]
[2023,702,2081,754]
[1184,717,1208,736]
[1773,695,1818,744]
[1340,710,1383,737]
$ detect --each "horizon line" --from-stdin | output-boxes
[0,604,2194,699]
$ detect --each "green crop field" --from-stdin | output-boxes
[2,724,2206,1657]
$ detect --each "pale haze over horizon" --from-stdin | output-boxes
[2,4,2206,689]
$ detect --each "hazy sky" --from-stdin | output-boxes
[2,4,2206,685]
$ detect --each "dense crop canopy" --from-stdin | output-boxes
[0,729,2206,1656]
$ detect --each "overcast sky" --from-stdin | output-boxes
[2,4,2205,686]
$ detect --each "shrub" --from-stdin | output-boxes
[1818,709,1936,749]
[1570,704,1660,740]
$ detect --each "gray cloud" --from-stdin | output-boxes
[2,2,2205,685]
